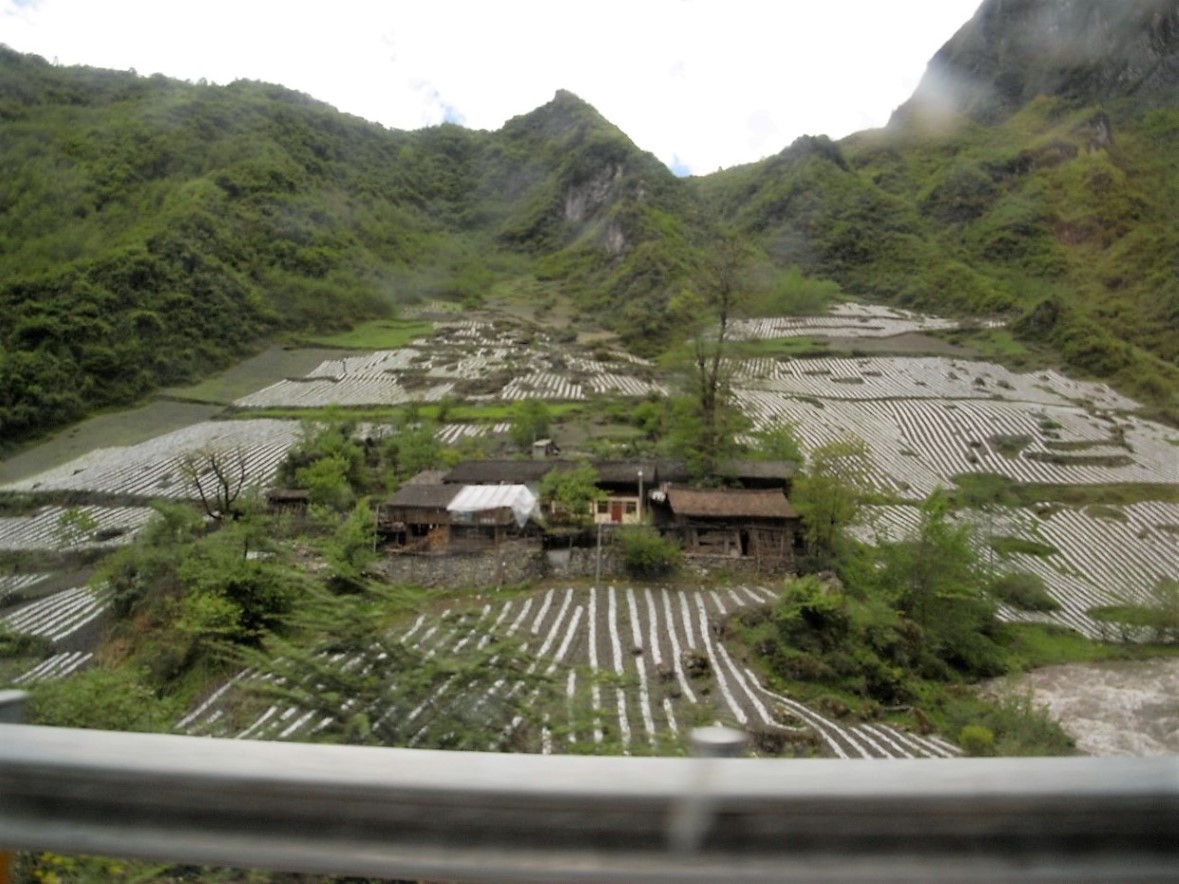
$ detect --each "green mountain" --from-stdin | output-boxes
[1,0,1176,447]
[695,0,1178,406]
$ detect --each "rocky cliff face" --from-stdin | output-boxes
[892,0,1179,125]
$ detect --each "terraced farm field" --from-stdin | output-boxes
[178,585,959,760]
[234,320,665,409]
[729,303,994,340]
[857,503,1179,639]
[0,584,111,646]
[736,361,1176,499]
[0,505,155,552]
[1,420,301,499]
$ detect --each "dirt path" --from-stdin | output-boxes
[1002,658,1179,756]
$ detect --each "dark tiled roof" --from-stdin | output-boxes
[443,459,572,484]
[719,459,798,482]
[666,488,798,519]
[405,469,448,485]
[589,460,658,485]
[384,484,460,509]
[653,458,692,484]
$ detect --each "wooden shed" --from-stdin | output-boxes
[661,488,799,561]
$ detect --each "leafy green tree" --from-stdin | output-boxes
[296,455,356,510]
[791,437,873,567]
[509,398,552,448]
[236,586,551,749]
[382,420,444,483]
[749,422,804,466]
[539,461,605,526]
[873,492,1004,677]
[54,506,99,551]
[323,500,378,592]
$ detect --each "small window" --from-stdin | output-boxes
[625,501,637,515]
[597,501,609,514]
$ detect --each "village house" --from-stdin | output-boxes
[376,483,460,551]
[653,487,799,564]
[265,488,310,517]
[587,460,656,525]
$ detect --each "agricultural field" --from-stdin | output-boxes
[2,300,1174,758]
[736,367,1176,498]
[729,303,999,341]
[11,651,94,686]
[856,503,1179,640]
[0,574,48,605]
[0,584,111,648]
[0,505,155,552]
[234,320,665,409]
[1,420,302,500]
[727,319,1178,644]
[178,585,960,760]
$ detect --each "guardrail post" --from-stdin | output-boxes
[0,691,26,884]
[0,691,27,725]
[668,726,747,854]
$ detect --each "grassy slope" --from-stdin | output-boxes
[693,99,1179,416]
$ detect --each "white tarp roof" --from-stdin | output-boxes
[446,484,538,528]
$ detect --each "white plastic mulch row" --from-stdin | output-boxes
[177,587,958,758]
[0,585,112,643]
[434,422,512,445]
[12,650,93,685]
[740,356,1138,412]
[856,503,1179,641]
[0,574,47,604]
[236,375,456,408]
[1,420,301,499]
[0,506,155,552]
[728,304,962,341]
[737,392,1178,500]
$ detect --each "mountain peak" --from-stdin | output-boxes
[891,0,1179,126]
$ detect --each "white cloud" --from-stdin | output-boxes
[1,0,983,173]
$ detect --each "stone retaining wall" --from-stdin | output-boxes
[376,544,790,589]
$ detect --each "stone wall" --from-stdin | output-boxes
[376,543,790,589]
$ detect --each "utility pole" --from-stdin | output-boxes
[637,469,644,523]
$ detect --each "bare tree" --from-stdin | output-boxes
[180,446,248,521]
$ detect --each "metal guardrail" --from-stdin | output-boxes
[0,714,1176,882]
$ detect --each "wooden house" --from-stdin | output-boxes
[265,489,310,517]
[658,488,799,562]
[377,484,460,550]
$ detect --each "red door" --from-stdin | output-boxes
[610,501,623,523]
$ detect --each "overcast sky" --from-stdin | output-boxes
[2,0,983,175]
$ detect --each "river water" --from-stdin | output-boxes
[1001,658,1179,756]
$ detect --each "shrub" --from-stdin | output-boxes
[959,724,995,756]
[616,527,681,579]
[989,571,1060,612]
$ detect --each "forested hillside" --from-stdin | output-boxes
[1,0,1176,447]
[0,53,702,448]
